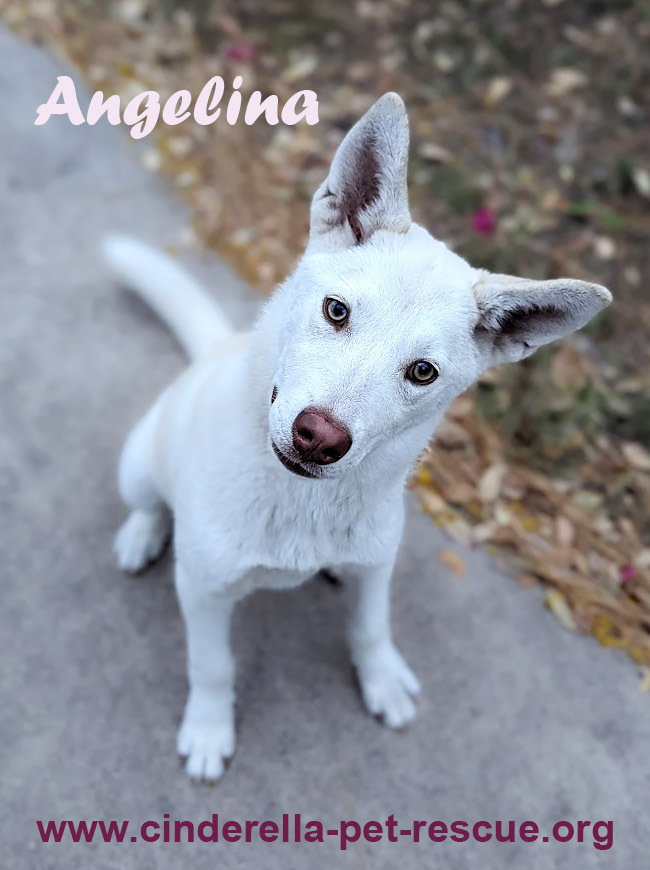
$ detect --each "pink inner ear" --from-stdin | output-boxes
[496,301,567,340]
[475,296,569,352]
[473,277,611,361]
[336,137,381,244]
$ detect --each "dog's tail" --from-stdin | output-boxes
[103,236,233,362]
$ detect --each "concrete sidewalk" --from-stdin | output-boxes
[1,26,648,870]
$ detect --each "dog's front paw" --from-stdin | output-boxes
[354,643,421,729]
[177,693,235,782]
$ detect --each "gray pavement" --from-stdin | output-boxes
[1,26,648,870]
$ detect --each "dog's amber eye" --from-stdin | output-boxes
[406,360,439,385]
[323,297,349,327]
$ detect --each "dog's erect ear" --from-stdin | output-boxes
[473,272,612,366]
[308,93,411,251]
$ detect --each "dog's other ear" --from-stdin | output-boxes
[308,93,411,251]
[473,272,612,366]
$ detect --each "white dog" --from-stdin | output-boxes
[105,93,611,781]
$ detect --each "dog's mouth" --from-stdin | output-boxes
[272,442,321,479]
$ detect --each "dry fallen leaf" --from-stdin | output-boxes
[283,51,317,82]
[635,550,650,570]
[433,50,455,73]
[438,549,466,577]
[594,236,616,261]
[418,142,453,164]
[632,168,650,198]
[622,442,650,472]
[445,480,476,504]
[478,464,507,502]
[418,487,448,516]
[545,67,587,97]
[435,419,471,448]
[516,573,538,588]
[545,590,577,632]
[556,516,575,547]
[444,518,475,547]
[484,76,512,107]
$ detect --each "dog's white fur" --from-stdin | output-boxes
[105,94,611,781]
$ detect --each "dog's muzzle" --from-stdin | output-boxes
[272,442,321,479]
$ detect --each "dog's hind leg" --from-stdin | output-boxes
[114,508,171,574]
[114,408,171,574]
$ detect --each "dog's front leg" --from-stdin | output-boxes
[175,563,238,781]
[346,561,421,729]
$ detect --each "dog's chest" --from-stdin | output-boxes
[177,466,402,589]
[244,482,369,573]
[172,381,405,586]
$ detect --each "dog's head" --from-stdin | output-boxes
[267,94,612,480]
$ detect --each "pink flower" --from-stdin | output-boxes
[620,564,637,586]
[472,207,496,236]
[226,43,256,63]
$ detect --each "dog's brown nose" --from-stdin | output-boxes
[292,409,352,465]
